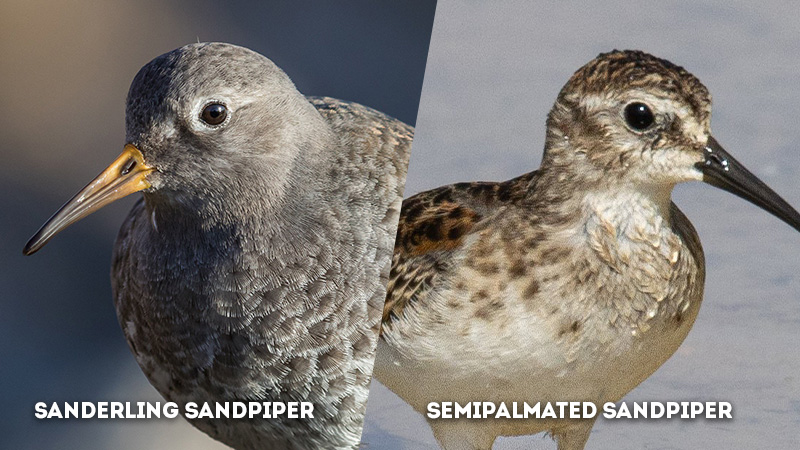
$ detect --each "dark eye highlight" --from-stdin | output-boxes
[624,102,655,131]
[200,103,228,126]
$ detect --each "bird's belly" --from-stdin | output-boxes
[376,286,702,438]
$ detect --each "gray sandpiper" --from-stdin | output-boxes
[375,50,800,449]
[24,42,412,450]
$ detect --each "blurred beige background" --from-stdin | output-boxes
[0,1,435,448]
[363,0,800,448]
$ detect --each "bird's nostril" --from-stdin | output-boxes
[705,148,729,171]
[121,158,137,176]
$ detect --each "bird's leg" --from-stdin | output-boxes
[553,420,595,450]
[430,419,497,450]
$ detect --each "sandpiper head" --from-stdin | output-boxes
[23,42,326,255]
[542,49,800,232]
[124,42,325,195]
[544,50,711,186]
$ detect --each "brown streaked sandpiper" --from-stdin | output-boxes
[23,42,412,450]
[375,50,800,449]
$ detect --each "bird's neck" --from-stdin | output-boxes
[580,186,675,240]
[533,130,676,231]
[531,164,676,240]
[143,158,327,248]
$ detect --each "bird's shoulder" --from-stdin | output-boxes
[382,171,538,326]
[308,97,412,207]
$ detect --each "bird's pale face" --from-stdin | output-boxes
[545,50,800,233]
[566,88,710,187]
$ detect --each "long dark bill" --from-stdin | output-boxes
[697,136,800,233]
[23,145,154,255]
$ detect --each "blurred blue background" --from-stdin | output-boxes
[363,1,800,448]
[0,1,435,448]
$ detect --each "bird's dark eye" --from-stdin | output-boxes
[200,103,228,126]
[624,102,655,131]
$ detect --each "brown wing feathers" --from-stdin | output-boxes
[381,172,538,326]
